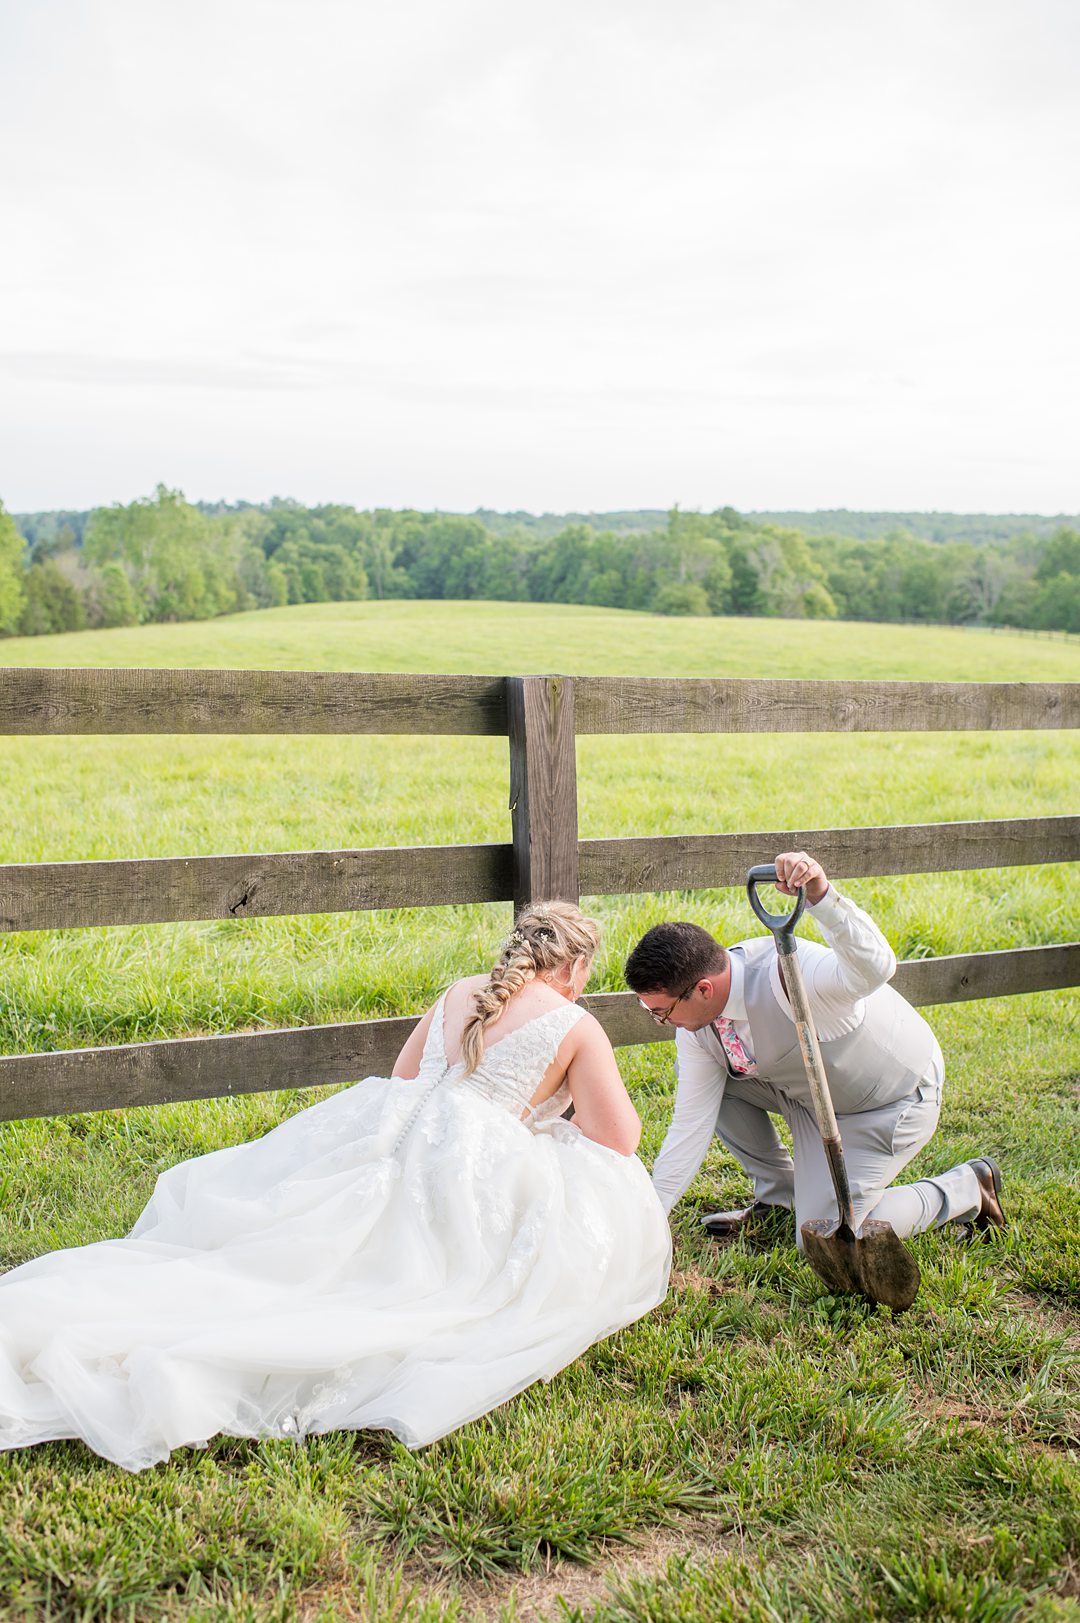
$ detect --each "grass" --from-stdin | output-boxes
[0,601,1077,1621]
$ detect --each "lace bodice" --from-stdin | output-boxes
[420,992,585,1125]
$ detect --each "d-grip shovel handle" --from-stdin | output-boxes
[746,864,806,939]
[745,863,856,1238]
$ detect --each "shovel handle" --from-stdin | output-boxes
[775,933,857,1236]
[746,864,856,1236]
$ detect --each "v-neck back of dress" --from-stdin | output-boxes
[424,992,585,1122]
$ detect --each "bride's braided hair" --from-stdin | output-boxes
[459,901,601,1075]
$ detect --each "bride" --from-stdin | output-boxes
[0,902,671,1472]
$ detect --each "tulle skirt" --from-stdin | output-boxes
[0,1074,671,1471]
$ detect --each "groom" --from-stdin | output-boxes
[624,851,1005,1242]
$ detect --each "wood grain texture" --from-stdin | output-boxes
[0,844,515,932]
[579,817,1079,895]
[3,818,1070,933]
[581,991,673,1049]
[0,1018,417,1123]
[0,668,509,735]
[891,943,1080,1005]
[574,677,1079,735]
[1,944,1074,1121]
[5,670,1075,738]
[507,675,580,910]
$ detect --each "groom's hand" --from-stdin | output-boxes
[774,851,829,905]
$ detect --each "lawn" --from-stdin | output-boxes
[0,602,1077,1621]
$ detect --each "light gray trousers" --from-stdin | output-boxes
[716,1060,982,1243]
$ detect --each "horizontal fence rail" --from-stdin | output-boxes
[1,666,1076,1123]
[2,818,1076,932]
[2,945,1077,1123]
[578,817,1080,897]
[2,668,1077,736]
[574,677,1079,735]
[0,668,510,736]
[0,844,516,932]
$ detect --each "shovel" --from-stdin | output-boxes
[745,864,921,1312]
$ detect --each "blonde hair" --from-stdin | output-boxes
[459,901,601,1075]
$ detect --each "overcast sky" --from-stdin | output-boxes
[1,0,1077,516]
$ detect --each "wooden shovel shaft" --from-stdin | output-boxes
[776,935,857,1235]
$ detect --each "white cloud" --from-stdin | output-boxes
[1,0,1077,512]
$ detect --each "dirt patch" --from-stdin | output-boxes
[451,1520,731,1623]
[909,1389,1078,1451]
[912,1393,1026,1430]
[1059,1553,1080,1599]
[669,1264,743,1296]
[1008,1289,1080,1348]
[370,1521,733,1623]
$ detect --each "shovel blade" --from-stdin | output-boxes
[801,1215,921,1311]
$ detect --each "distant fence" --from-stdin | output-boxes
[0,669,1076,1123]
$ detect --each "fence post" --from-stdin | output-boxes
[507,675,580,912]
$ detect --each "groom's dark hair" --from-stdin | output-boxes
[624,923,729,994]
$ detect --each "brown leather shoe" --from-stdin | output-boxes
[701,1201,785,1238]
[968,1158,1005,1234]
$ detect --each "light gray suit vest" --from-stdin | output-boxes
[694,937,936,1115]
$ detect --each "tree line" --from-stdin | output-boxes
[3,488,1078,636]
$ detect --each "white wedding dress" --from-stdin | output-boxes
[0,995,671,1472]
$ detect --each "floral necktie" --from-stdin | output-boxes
[715,1017,756,1075]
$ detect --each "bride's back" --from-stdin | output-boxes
[391,903,631,1137]
[446,903,599,1075]
[440,972,579,1070]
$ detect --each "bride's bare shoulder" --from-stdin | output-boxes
[444,974,488,1006]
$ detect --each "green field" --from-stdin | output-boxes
[0,602,1077,1621]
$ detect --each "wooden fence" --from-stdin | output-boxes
[1,668,1077,1124]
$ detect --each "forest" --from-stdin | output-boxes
[3,489,1078,637]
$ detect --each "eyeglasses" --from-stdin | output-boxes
[637,982,699,1025]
